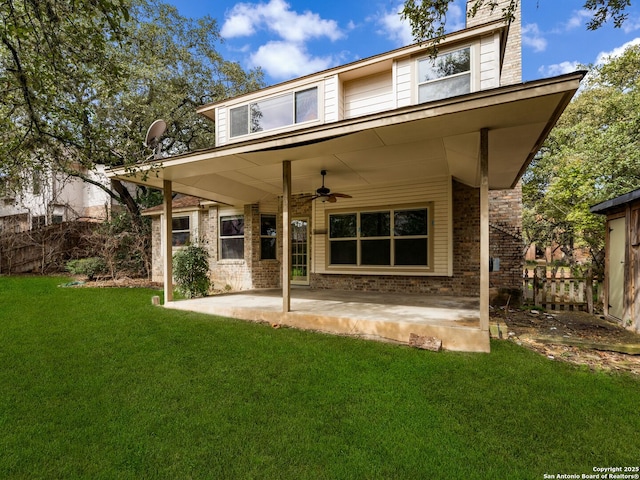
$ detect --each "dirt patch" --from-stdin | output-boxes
[492,307,640,375]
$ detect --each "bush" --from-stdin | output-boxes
[173,245,210,298]
[66,257,107,280]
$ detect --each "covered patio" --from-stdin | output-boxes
[110,71,584,353]
[165,288,486,351]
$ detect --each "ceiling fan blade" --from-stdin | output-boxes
[332,193,352,198]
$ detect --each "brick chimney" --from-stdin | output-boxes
[466,0,521,85]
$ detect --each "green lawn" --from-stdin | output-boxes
[1,276,639,479]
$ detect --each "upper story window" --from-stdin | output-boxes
[229,87,318,138]
[418,47,471,103]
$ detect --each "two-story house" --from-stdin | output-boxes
[110,1,584,351]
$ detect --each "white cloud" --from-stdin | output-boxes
[622,16,640,33]
[220,11,254,38]
[595,37,640,65]
[538,61,581,77]
[522,23,547,52]
[565,9,592,30]
[376,0,466,47]
[249,41,337,80]
[221,0,343,42]
[376,3,413,47]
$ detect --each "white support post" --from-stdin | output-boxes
[163,180,173,304]
[480,128,490,332]
[282,161,291,313]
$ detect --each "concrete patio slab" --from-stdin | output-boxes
[165,288,489,352]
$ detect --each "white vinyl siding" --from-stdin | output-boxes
[395,58,412,108]
[324,75,340,123]
[480,33,501,90]
[312,177,452,276]
[216,108,227,146]
[344,71,393,119]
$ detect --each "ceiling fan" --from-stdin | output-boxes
[306,170,352,203]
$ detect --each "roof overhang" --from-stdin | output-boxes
[109,71,585,205]
[590,188,640,214]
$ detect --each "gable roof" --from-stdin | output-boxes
[142,195,205,216]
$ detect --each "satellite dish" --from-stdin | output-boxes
[144,119,167,159]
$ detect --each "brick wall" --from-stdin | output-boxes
[310,180,481,296]
[489,181,523,298]
[150,216,162,282]
[310,180,523,298]
[150,184,523,297]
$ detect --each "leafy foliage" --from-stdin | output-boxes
[173,244,210,298]
[66,258,107,281]
[401,0,633,46]
[1,0,264,217]
[523,44,640,269]
[85,212,152,279]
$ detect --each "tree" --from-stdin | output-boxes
[401,0,633,46]
[1,0,264,220]
[522,44,640,269]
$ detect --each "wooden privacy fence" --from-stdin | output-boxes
[522,266,603,313]
[0,221,94,274]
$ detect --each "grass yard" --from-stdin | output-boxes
[1,276,639,479]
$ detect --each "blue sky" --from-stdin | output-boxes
[168,0,640,86]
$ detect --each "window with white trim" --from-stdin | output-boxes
[220,215,244,260]
[418,47,471,103]
[328,206,430,268]
[260,214,277,260]
[172,216,190,246]
[229,87,318,138]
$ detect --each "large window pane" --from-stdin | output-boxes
[330,240,357,264]
[261,238,277,260]
[260,214,277,237]
[295,88,318,123]
[395,238,428,265]
[418,48,470,82]
[172,217,189,231]
[251,94,293,132]
[361,239,391,265]
[221,238,244,260]
[330,214,357,238]
[260,214,277,260]
[394,209,428,236]
[361,211,390,237]
[418,73,471,103]
[221,216,244,236]
[172,232,190,247]
[418,47,470,104]
[230,105,248,137]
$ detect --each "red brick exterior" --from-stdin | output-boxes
[150,180,523,297]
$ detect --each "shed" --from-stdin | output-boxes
[590,188,640,332]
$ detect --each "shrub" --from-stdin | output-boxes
[66,257,107,280]
[173,245,210,298]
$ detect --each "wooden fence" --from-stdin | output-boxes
[0,221,94,274]
[522,266,603,313]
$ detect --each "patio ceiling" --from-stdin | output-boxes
[109,71,584,205]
